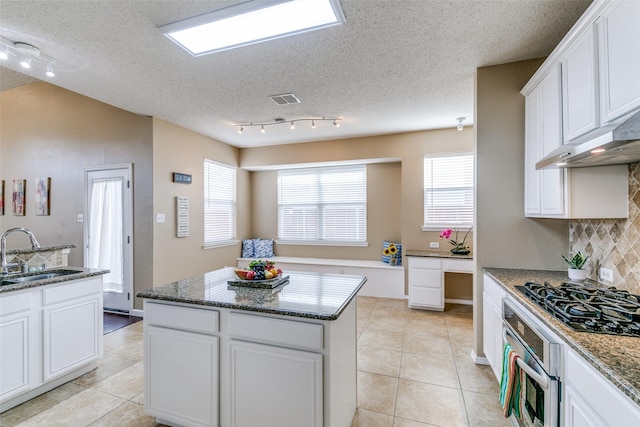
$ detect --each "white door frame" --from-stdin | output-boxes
[84,164,134,314]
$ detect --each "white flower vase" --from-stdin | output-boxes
[568,268,587,281]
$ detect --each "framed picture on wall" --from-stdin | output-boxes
[0,180,4,215]
[13,179,26,216]
[35,177,51,216]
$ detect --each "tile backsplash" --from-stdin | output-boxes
[570,162,640,294]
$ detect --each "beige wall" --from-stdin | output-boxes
[243,129,474,264]
[0,82,154,309]
[152,118,250,285]
[474,59,569,358]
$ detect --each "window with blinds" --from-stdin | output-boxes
[204,159,236,247]
[278,165,367,244]
[424,154,474,228]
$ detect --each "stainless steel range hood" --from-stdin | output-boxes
[536,110,640,169]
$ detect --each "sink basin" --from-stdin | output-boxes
[0,269,80,286]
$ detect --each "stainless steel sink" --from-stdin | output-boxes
[0,269,79,286]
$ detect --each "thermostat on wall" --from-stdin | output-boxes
[173,172,192,184]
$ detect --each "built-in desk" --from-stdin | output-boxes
[406,250,473,310]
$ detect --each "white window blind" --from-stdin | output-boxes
[424,154,474,228]
[204,159,236,247]
[278,165,366,244]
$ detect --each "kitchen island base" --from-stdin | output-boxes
[143,297,357,427]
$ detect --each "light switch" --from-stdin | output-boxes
[156,213,165,223]
[77,213,84,223]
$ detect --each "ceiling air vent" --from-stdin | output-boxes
[269,93,301,106]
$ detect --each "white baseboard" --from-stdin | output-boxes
[131,308,144,318]
[445,298,473,305]
[471,350,489,365]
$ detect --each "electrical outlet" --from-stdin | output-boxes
[429,242,439,249]
[599,267,613,282]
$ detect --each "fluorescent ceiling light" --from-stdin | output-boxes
[159,0,345,56]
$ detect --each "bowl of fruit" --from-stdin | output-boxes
[232,260,287,288]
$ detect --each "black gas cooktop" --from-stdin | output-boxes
[515,281,640,337]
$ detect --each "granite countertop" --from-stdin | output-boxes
[137,267,366,321]
[483,267,640,406]
[406,249,473,260]
[0,266,109,294]
[5,244,76,255]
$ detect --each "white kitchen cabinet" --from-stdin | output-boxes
[42,279,102,381]
[408,256,473,311]
[524,62,628,219]
[525,64,566,217]
[1,275,104,413]
[482,274,507,381]
[562,24,599,142]
[229,340,322,427]
[598,0,640,123]
[0,293,38,402]
[144,302,220,427]
[145,326,219,427]
[565,347,640,427]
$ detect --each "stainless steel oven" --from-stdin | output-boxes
[502,299,562,427]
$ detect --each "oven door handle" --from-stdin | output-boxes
[502,328,550,391]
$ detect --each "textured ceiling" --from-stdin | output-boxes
[0,0,591,148]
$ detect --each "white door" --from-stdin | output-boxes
[84,166,133,314]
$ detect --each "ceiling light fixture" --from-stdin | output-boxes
[0,38,58,78]
[159,0,345,56]
[456,117,465,131]
[234,117,342,133]
[20,56,31,69]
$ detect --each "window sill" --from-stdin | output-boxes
[203,240,239,250]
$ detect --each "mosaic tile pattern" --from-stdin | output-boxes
[570,162,640,294]
[5,248,70,273]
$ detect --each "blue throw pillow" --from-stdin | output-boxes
[254,239,274,258]
[242,239,256,258]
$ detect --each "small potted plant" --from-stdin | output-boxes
[562,251,589,281]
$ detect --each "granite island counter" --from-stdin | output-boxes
[137,267,366,427]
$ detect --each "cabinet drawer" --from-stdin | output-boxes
[566,349,640,426]
[442,259,473,273]
[145,302,219,335]
[42,277,102,306]
[483,275,507,304]
[409,257,441,269]
[409,269,441,288]
[0,292,31,317]
[229,312,323,351]
[409,286,442,309]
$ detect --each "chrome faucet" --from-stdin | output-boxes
[1,228,41,275]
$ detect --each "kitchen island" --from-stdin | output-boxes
[137,267,365,427]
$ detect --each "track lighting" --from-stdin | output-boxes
[234,117,342,134]
[0,38,58,78]
[20,56,31,69]
[456,117,465,131]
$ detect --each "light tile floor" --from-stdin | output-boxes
[0,297,511,427]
